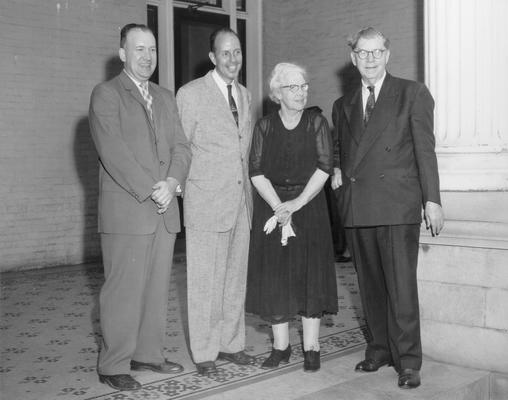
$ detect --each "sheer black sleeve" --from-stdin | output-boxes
[249,116,270,178]
[310,112,333,174]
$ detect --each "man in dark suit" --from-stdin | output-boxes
[331,27,444,389]
[89,24,191,391]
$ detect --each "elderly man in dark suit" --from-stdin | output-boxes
[89,23,191,391]
[331,27,444,389]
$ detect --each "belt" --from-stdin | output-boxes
[273,183,305,191]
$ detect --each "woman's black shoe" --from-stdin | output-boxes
[303,350,320,372]
[261,345,291,369]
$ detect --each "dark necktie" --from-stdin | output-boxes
[227,84,239,126]
[364,85,375,127]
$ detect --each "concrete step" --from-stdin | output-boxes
[298,360,490,400]
[201,350,501,400]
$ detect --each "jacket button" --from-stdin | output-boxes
[160,160,165,165]
[238,180,242,184]
[385,146,391,152]
[350,177,356,183]
[379,173,385,179]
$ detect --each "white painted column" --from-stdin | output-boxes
[422,0,508,249]
[420,0,508,374]
[425,0,508,191]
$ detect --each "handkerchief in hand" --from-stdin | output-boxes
[281,223,296,246]
[263,215,296,246]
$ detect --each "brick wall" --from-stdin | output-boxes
[262,0,422,120]
[0,0,422,271]
[0,0,145,271]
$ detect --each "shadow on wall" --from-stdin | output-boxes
[71,56,124,265]
[416,0,425,82]
[262,96,279,117]
[73,116,100,263]
[335,62,361,97]
[105,55,123,81]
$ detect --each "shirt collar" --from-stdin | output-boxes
[361,71,386,97]
[211,69,237,103]
[123,69,148,92]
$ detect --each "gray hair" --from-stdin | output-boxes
[347,27,390,50]
[268,62,308,104]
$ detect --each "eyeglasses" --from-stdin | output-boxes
[353,49,386,59]
[280,83,309,93]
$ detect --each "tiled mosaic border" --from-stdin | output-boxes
[88,326,367,400]
[2,259,364,400]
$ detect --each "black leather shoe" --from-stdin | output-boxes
[261,345,291,369]
[355,358,392,372]
[196,361,217,376]
[218,350,256,365]
[398,368,421,389]
[303,350,320,372]
[99,374,141,391]
[131,359,183,374]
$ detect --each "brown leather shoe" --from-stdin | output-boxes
[218,350,256,365]
[99,374,141,391]
[196,361,217,376]
[131,359,184,374]
[355,358,392,372]
[398,368,421,389]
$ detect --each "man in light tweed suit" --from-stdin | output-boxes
[176,27,255,376]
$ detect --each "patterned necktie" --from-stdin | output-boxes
[139,81,153,121]
[227,84,239,126]
[364,85,375,127]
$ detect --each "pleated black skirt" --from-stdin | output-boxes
[246,185,338,320]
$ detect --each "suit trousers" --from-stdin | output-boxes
[346,224,422,371]
[186,202,250,363]
[329,186,348,255]
[98,220,176,375]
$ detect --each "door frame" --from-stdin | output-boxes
[147,0,263,119]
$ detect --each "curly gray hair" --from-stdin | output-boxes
[268,62,308,104]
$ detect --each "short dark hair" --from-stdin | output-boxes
[347,27,390,50]
[209,27,240,53]
[120,23,153,48]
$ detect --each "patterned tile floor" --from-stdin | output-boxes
[1,252,365,400]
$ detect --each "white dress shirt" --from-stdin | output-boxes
[211,69,239,107]
[361,71,386,112]
[123,69,149,96]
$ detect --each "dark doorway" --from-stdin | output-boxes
[174,7,246,91]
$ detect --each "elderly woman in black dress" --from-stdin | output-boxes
[246,62,338,372]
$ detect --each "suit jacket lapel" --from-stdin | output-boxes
[149,84,162,135]
[119,72,156,132]
[343,87,363,146]
[236,83,248,132]
[352,74,398,171]
[204,71,240,130]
